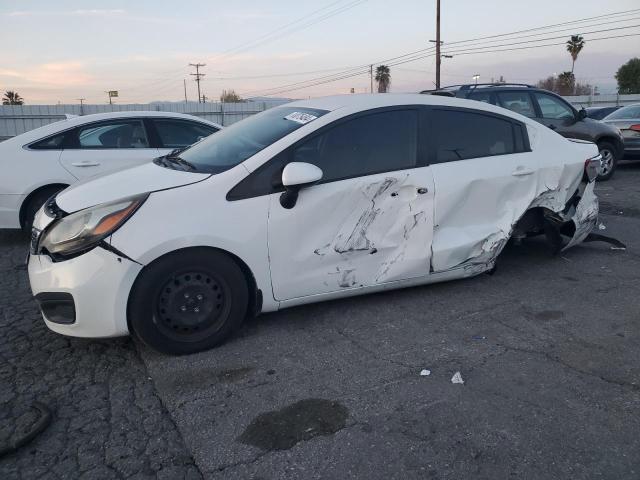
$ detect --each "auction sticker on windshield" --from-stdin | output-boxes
[284,111,318,124]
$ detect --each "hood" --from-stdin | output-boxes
[56,161,210,213]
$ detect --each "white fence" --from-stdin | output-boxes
[0,100,290,140]
[564,93,640,108]
[2,93,639,141]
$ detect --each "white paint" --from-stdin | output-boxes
[0,111,220,229]
[451,372,464,384]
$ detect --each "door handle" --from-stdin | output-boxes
[71,161,101,167]
[512,168,534,176]
[417,187,428,194]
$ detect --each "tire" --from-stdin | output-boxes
[22,187,65,233]
[128,249,249,355]
[596,141,617,181]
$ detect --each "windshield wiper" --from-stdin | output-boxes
[165,155,197,171]
[153,154,197,171]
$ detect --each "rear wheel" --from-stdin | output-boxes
[597,141,617,181]
[128,249,249,355]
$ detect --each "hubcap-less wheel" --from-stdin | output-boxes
[156,271,230,342]
[600,148,614,176]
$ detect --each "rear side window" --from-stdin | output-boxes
[154,119,218,148]
[431,109,516,163]
[291,109,418,183]
[73,120,149,149]
[30,132,66,150]
[467,92,495,105]
[497,92,536,118]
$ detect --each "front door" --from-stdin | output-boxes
[266,108,435,301]
[59,118,160,179]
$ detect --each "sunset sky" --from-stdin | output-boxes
[1,0,639,104]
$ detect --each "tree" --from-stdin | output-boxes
[375,65,391,93]
[219,89,243,103]
[566,35,585,74]
[2,91,24,105]
[615,58,640,94]
[535,72,593,96]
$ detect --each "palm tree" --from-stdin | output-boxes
[375,65,391,93]
[2,91,24,105]
[566,35,585,74]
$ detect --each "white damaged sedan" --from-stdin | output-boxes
[28,94,601,354]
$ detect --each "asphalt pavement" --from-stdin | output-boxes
[2,162,640,479]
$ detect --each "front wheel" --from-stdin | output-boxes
[128,249,249,355]
[597,141,617,181]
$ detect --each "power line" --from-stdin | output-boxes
[239,10,640,98]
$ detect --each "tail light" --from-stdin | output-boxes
[584,155,601,182]
[629,124,640,132]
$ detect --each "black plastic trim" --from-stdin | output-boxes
[35,292,76,325]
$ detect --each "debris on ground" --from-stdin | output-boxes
[598,223,606,230]
[471,335,487,340]
[451,372,464,384]
[420,369,431,376]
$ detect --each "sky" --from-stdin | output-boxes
[0,0,638,104]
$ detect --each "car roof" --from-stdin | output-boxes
[284,93,538,124]
[7,110,222,145]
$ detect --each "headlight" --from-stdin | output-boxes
[39,194,147,256]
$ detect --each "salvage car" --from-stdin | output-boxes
[28,94,601,354]
[421,83,624,180]
[0,111,221,230]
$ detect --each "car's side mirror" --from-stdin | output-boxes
[279,162,323,209]
[577,108,587,120]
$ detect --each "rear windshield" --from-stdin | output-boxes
[179,106,328,173]
[604,105,640,120]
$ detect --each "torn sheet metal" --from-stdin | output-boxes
[268,171,435,301]
[561,181,598,251]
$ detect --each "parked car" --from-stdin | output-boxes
[602,103,640,158]
[28,94,601,355]
[585,105,622,121]
[0,111,221,230]
[421,84,624,180]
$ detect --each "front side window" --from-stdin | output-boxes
[533,93,575,120]
[432,109,516,163]
[75,120,149,149]
[154,119,218,148]
[291,109,418,182]
[497,92,536,118]
[178,106,328,173]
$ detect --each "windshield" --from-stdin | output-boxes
[604,105,640,120]
[177,106,328,173]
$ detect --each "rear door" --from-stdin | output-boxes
[59,118,159,179]
[253,108,435,300]
[427,107,537,271]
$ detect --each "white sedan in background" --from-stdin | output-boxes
[0,111,221,230]
[28,94,601,355]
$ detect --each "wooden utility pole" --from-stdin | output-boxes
[370,64,374,93]
[189,63,206,103]
[435,0,441,89]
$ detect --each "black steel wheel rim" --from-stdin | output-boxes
[155,270,230,342]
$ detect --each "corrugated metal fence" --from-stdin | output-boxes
[0,100,290,140]
[2,94,639,141]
